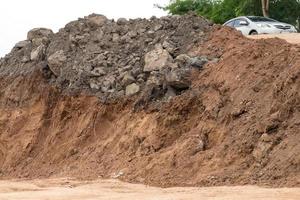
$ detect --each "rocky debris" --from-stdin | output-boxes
[0,13,213,101]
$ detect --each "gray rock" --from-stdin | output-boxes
[144,45,175,72]
[126,83,140,96]
[112,33,120,42]
[117,18,127,25]
[91,67,106,76]
[165,68,191,89]
[146,72,163,86]
[27,28,53,40]
[175,54,191,67]
[162,41,176,54]
[14,40,31,49]
[122,72,135,86]
[32,37,50,47]
[21,56,30,63]
[86,14,107,27]
[101,75,116,92]
[47,50,67,76]
[30,45,45,61]
[190,56,208,69]
[154,24,163,31]
[164,86,177,101]
[90,82,100,90]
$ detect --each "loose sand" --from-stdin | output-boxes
[0,178,299,200]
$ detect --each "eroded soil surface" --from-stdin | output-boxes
[0,178,299,200]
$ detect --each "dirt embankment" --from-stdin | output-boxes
[0,15,299,188]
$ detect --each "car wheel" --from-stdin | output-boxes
[249,30,258,35]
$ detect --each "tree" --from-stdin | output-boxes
[261,0,270,17]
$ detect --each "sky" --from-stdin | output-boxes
[0,0,169,57]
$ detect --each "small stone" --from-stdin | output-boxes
[126,83,140,96]
[21,56,30,63]
[91,67,106,76]
[112,33,120,42]
[154,24,163,31]
[90,82,100,90]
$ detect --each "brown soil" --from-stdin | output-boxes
[0,26,299,188]
[1,178,299,200]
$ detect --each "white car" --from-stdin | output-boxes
[223,16,298,35]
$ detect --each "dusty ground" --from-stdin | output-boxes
[0,178,299,200]
[249,33,300,44]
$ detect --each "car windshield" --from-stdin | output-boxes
[247,16,277,22]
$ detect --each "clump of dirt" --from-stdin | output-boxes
[0,16,299,188]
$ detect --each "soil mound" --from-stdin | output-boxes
[0,16,299,187]
[0,13,212,102]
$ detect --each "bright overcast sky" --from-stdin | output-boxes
[0,0,169,57]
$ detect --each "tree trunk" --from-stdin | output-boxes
[261,0,270,17]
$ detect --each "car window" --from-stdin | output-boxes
[234,19,249,27]
[248,16,277,22]
[225,20,235,27]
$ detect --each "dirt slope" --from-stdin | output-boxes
[0,16,299,188]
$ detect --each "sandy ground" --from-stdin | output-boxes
[0,178,299,200]
[248,33,300,44]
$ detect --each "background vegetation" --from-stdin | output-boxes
[162,0,300,25]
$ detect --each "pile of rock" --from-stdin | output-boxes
[0,13,213,102]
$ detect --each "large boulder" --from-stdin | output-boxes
[144,45,176,72]
[27,28,53,40]
[47,50,67,76]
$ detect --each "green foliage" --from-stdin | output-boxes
[163,0,300,24]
